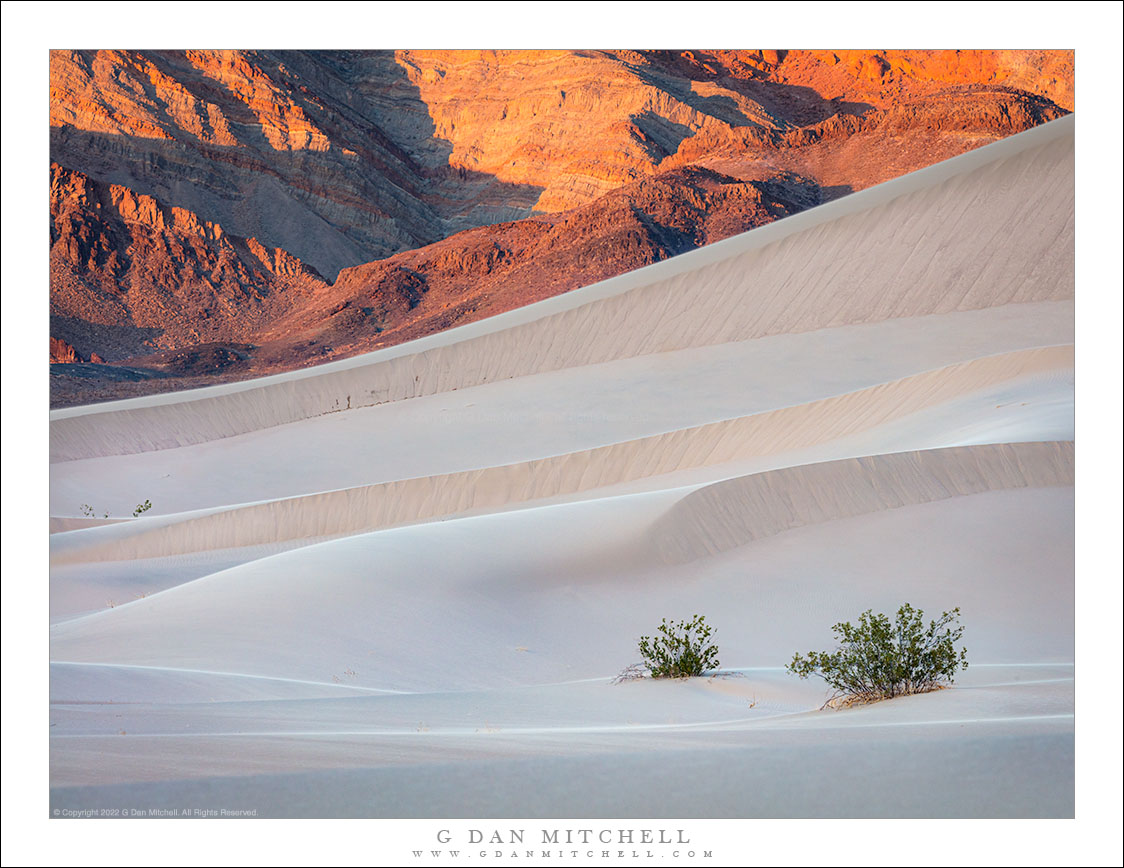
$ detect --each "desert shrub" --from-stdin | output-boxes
[787,604,968,705]
[132,499,152,517]
[638,614,720,678]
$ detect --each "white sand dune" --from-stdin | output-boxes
[650,441,1073,563]
[48,116,1073,463]
[47,516,128,534]
[49,116,1075,818]
[50,486,1073,690]
[49,346,1072,565]
[48,301,1072,519]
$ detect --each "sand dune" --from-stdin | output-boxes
[50,684,1073,817]
[49,485,1073,815]
[48,116,1073,463]
[650,441,1073,563]
[49,116,1075,818]
[49,301,1072,519]
[50,346,1072,565]
[47,516,127,534]
[51,486,1073,690]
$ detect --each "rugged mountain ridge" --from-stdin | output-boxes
[49,49,1072,407]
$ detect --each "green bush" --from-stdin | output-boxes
[132,499,153,517]
[787,603,967,705]
[638,614,720,678]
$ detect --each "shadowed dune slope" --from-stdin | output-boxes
[650,441,1073,563]
[49,116,1073,462]
[49,110,1075,818]
[49,346,1072,564]
[48,300,1073,521]
[49,483,1073,693]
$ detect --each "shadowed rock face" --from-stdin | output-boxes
[49,49,1072,407]
[49,162,328,363]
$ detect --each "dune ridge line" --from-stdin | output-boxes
[49,116,1074,462]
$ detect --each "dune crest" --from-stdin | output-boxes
[50,117,1073,461]
[50,113,1075,818]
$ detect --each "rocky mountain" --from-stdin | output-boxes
[49,49,1072,407]
[50,162,327,359]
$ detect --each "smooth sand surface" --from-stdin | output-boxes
[48,116,1073,461]
[49,302,1072,519]
[49,116,1074,818]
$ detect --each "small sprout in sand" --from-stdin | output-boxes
[81,500,151,519]
[637,614,720,679]
[787,603,968,708]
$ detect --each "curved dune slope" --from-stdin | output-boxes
[51,483,1073,692]
[651,441,1073,563]
[49,116,1073,462]
[50,116,1075,818]
[51,346,1072,565]
[49,300,1072,519]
